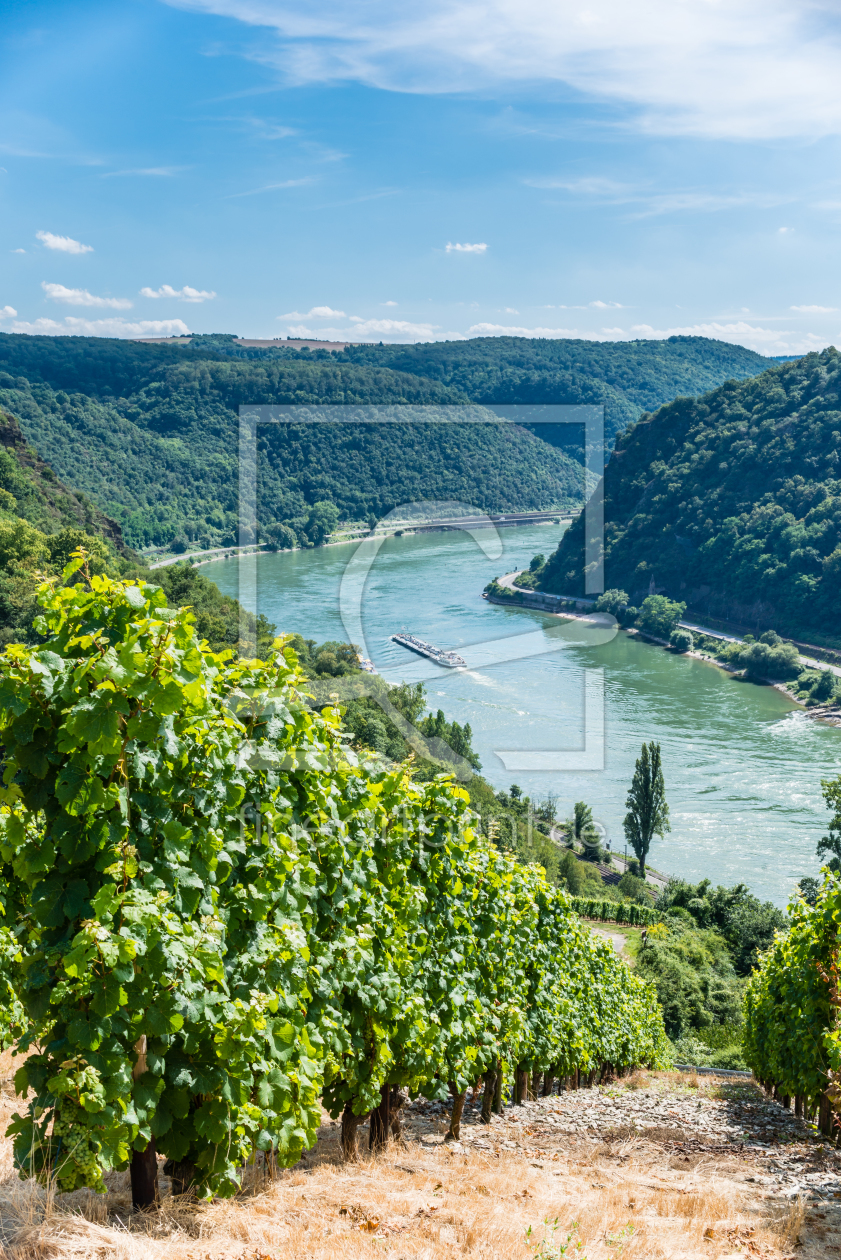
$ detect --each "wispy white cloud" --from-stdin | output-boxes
[0,306,17,319]
[36,230,93,254]
[101,166,187,178]
[528,177,790,217]
[589,299,624,309]
[279,305,346,319]
[446,242,487,253]
[226,176,314,198]
[42,282,132,309]
[11,249,25,255]
[384,300,398,306]
[11,317,191,338]
[458,317,826,355]
[164,0,841,140]
[140,284,217,303]
[791,304,837,313]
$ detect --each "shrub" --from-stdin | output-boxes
[731,638,801,680]
[618,872,650,904]
[669,627,693,653]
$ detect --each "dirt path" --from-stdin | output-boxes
[588,924,630,955]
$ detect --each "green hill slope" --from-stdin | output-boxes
[342,335,770,451]
[0,407,272,653]
[0,332,772,556]
[539,347,841,641]
[0,336,586,551]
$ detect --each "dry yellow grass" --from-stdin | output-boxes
[0,1067,813,1259]
[0,1131,804,1260]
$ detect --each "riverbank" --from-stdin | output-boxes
[489,572,841,726]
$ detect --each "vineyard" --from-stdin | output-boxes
[0,560,668,1206]
[743,874,841,1132]
[568,896,661,926]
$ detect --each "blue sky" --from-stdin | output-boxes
[3,0,841,352]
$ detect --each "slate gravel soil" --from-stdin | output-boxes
[393,1071,841,1257]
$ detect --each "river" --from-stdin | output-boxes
[206,522,841,907]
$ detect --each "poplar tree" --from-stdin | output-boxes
[623,742,670,879]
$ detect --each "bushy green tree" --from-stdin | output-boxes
[618,872,650,904]
[262,522,297,551]
[658,877,787,976]
[817,772,841,873]
[636,596,686,640]
[304,500,340,545]
[593,589,629,616]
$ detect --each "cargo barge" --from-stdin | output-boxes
[391,632,466,669]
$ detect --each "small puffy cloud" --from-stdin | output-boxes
[589,299,625,309]
[0,306,17,319]
[384,300,397,306]
[36,231,93,254]
[505,307,519,314]
[278,305,346,319]
[446,242,487,253]
[141,284,217,303]
[42,282,132,309]
[791,304,837,313]
[11,316,191,338]
[11,248,25,255]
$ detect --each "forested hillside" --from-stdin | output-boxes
[0,332,770,554]
[538,347,841,640]
[343,335,770,451]
[0,337,585,550]
[0,408,273,651]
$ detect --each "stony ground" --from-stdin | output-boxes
[0,1069,838,1259]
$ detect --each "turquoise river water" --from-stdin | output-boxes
[206,522,841,907]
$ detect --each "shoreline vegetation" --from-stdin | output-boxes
[484,570,841,725]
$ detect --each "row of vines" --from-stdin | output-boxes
[569,896,661,926]
[743,876,841,1133]
[0,562,669,1205]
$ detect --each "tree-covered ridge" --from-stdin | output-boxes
[538,347,841,640]
[343,335,771,451]
[0,409,273,654]
[0,349,586,551]
[0,410,124,547]
[0,332,775,553]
